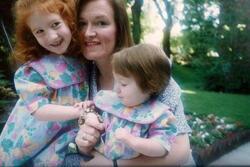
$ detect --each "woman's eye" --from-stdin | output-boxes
[96,21,108,26]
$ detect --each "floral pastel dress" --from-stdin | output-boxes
[93,90,177,160]
[0,55,88,166]
[88,63,191,134]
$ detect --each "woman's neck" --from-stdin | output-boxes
[95,60,114,90]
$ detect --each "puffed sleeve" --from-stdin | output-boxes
[158,78,192,134]
[148,112,177,152]
[14,65,53,114]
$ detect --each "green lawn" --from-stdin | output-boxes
[172,64,250,128]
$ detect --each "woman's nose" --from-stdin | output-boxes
[84,25,96,37]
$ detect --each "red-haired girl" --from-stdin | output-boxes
[0,0,88,165]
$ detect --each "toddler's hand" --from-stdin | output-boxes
[115,128,130,141]
[164,111,176,125]
[84,112,100,126]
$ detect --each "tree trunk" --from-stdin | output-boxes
[153,0,174,57]
[162,0,173,57]
[131,0,143,44]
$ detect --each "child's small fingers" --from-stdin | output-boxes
[83,102,88,109]
[86,101,94,108]
[80,103,84,108]
[84,117,104,131]
[74,103,79,107]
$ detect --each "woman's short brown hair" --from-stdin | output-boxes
[13,0,81,64]
[112,43,171,95]
[76,0,134,52]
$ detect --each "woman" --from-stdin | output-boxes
[75,0,193,166]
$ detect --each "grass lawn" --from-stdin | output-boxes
[172,64,250,128]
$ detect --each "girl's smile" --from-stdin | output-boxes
[27,11,72,55]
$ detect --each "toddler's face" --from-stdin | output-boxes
[27,11,72,55]
[113,73,150,107]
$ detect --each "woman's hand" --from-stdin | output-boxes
[75,112,104,155]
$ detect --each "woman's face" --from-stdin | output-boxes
[78,0,116,62]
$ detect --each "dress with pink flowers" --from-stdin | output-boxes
[94,90,177,160]
[0,55,88,166]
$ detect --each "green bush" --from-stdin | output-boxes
[204,57,250,94]
[0,72,17,116]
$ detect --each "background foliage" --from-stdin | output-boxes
[175,0,250,93]
[127,0,250,94]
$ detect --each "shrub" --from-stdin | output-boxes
[186,112,243,149]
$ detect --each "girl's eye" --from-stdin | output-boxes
[35,29,44,35]
[121,83,127,87]
[51,21,61,28]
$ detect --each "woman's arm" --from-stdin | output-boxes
[82,133,191,166]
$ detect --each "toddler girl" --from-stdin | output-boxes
[76,44,177,160]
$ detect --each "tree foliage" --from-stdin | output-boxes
[205,0,250,93]
[178,0,250,93]
[0,20,14,81]
[177,0,219,66]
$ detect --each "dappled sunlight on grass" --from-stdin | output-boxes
[173,64,250,128]
[181,89,197,94]
[181,89,250,128]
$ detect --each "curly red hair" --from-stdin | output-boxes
[12,0,81,64]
